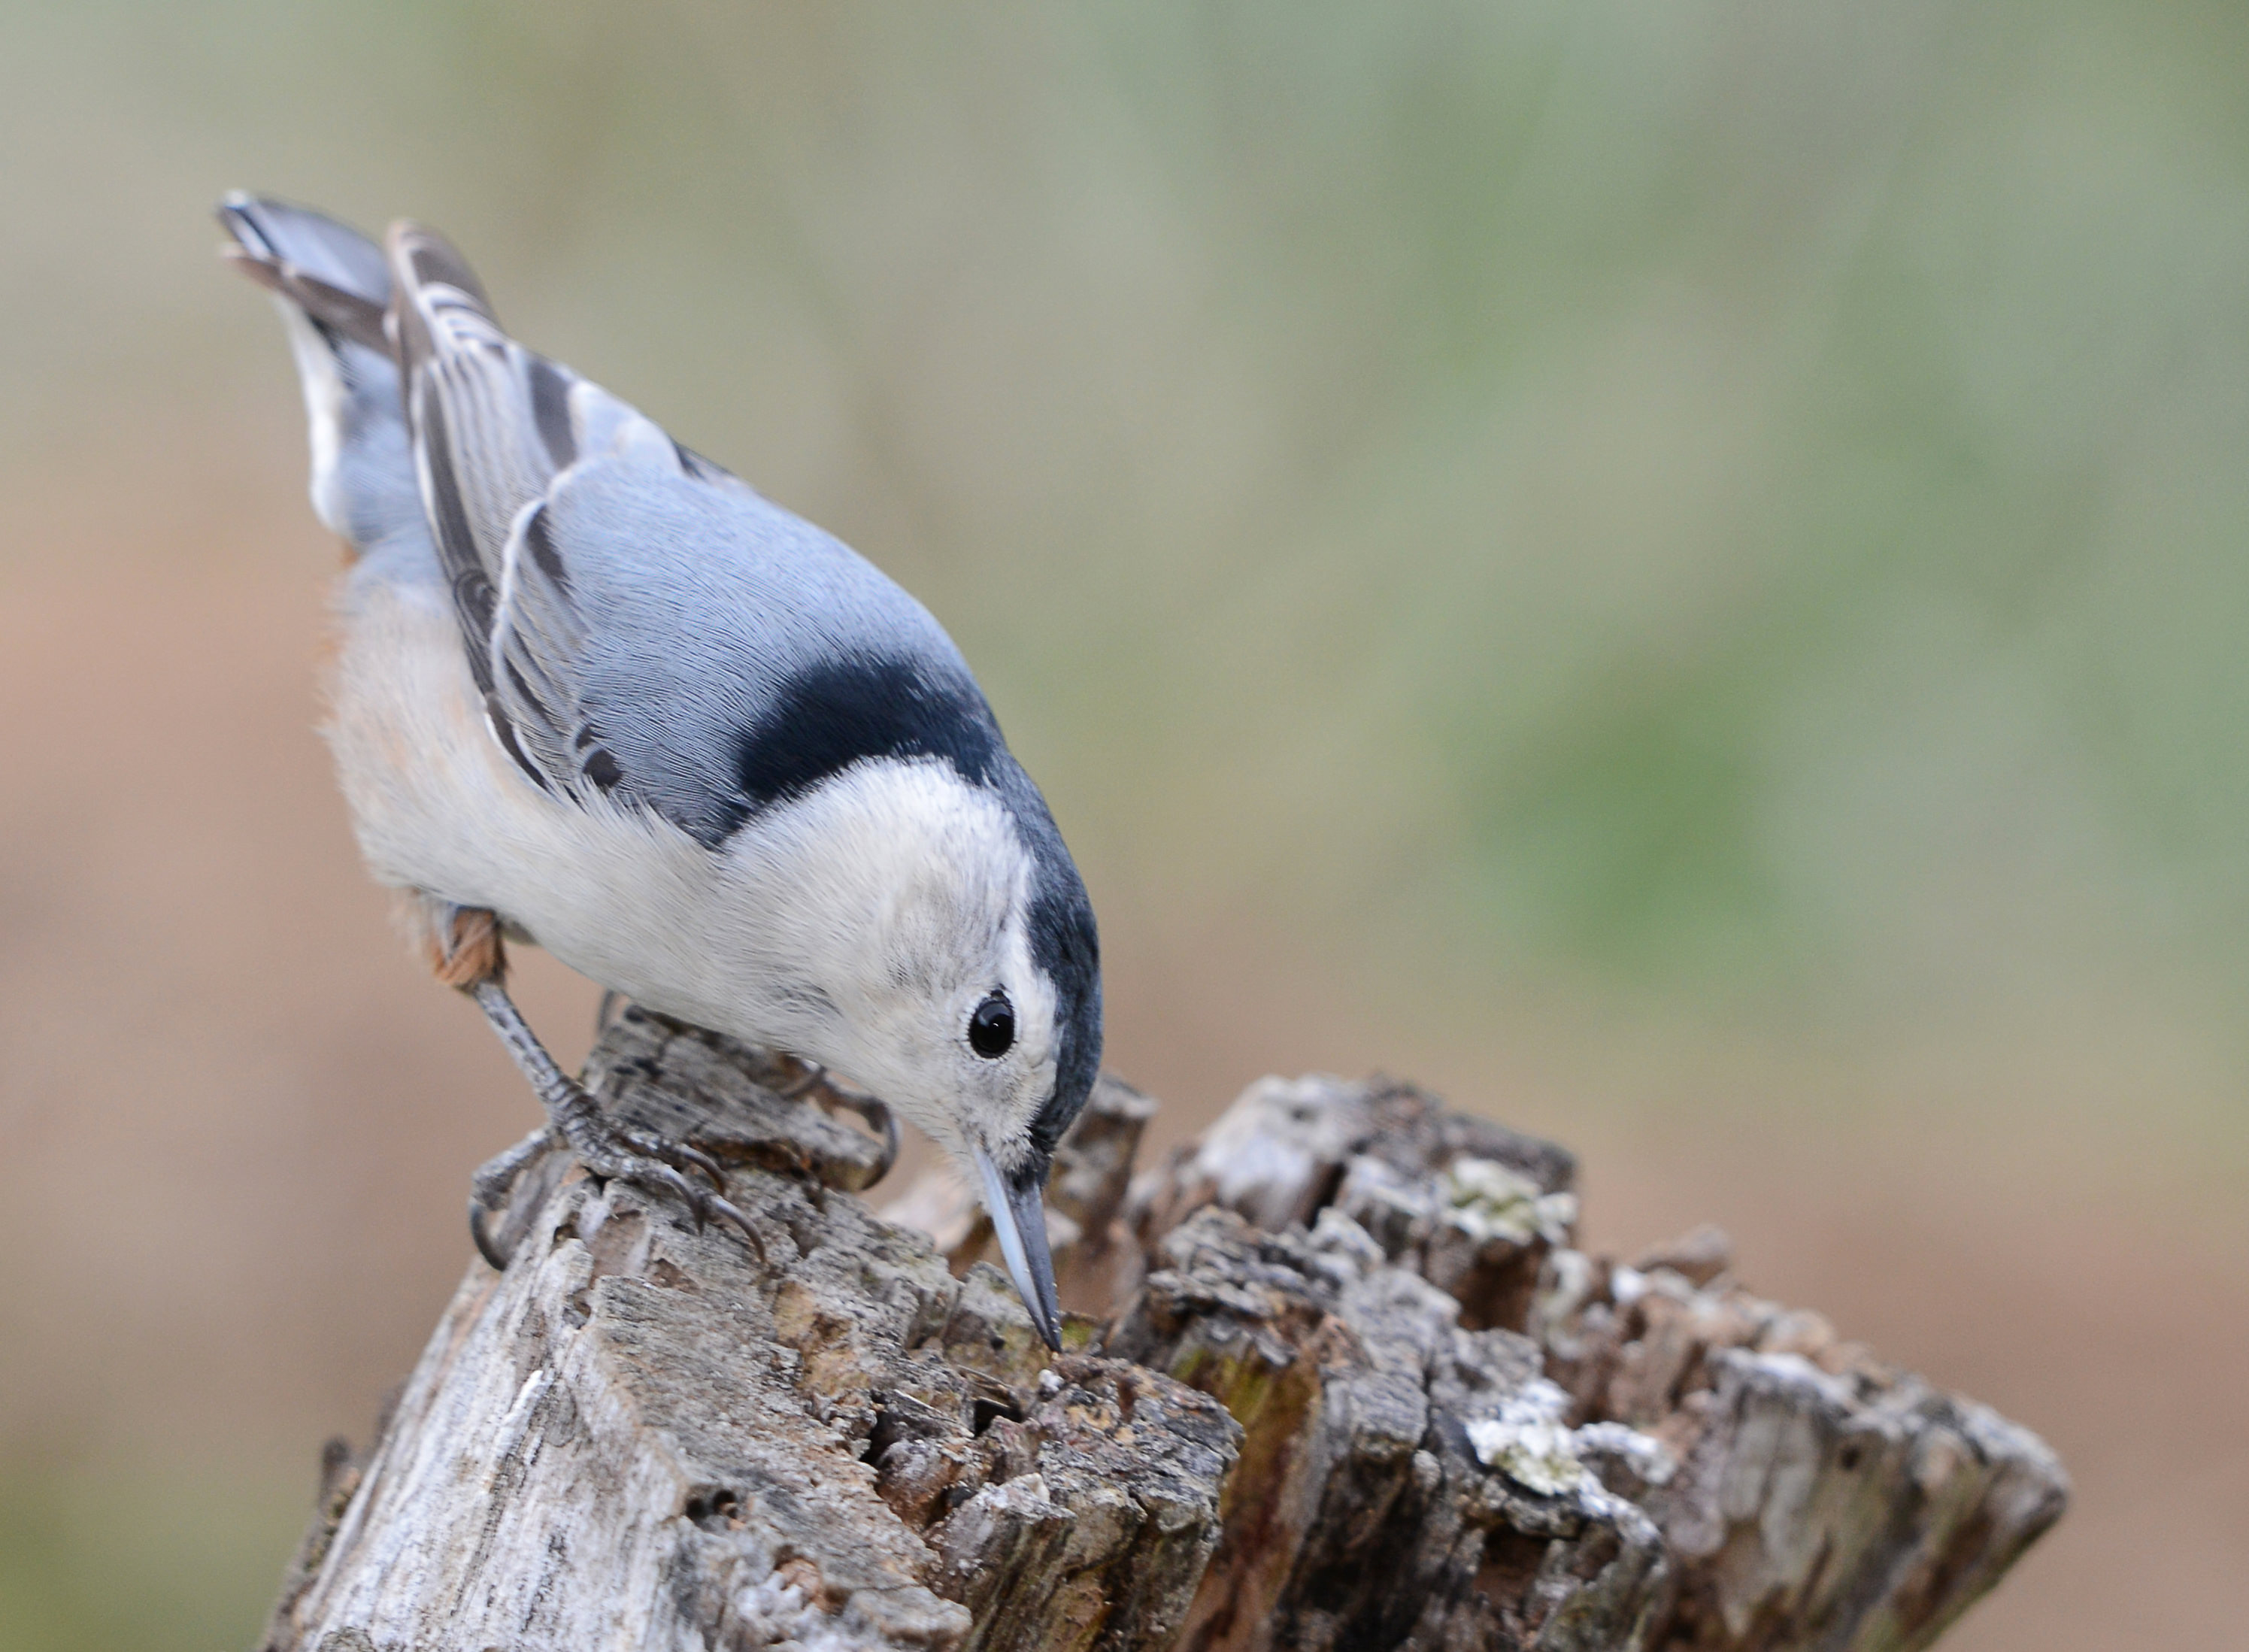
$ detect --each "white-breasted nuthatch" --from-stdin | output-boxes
[218,194,1099,1347]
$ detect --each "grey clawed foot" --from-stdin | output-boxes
[774,1057,901,1187]
[465,979,763,1264]
[469,1123,562,1269]
[816,1075,902,1188]
[466,1100,762,1270]
[611,1123,727,1193]
[549,1084,765,1260]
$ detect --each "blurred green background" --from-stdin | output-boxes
[2,2,2244,1647]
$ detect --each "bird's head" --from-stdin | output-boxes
[729,752,1101,1348]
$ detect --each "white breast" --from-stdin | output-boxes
[320,579,1039,1104]
[323,580,728,998]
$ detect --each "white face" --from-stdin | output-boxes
[717,757,1060,1173]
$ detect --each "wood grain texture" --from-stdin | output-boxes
[263,1011,1235,1652]
[265,1024,2063,1652]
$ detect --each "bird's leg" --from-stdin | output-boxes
[817,1074,902,1187]
[773,1057,902,1187]
[468,978,759,1256]
[417,899,756,1263]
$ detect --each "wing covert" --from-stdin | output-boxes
[385,220,1002,852]
[387,222,714,800]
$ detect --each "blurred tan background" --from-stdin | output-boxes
[2,2,2245,1646]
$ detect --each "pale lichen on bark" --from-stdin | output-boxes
[263,1017,2063,1652]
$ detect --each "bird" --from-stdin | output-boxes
[217,193,1100,1349]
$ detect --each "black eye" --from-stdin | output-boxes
[968,990,1014,1059]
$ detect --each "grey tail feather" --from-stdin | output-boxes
[217,192,392,354]
[220,192,427,559]
[383,220,503,371]
[386,220,493,311]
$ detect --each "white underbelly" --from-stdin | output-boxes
[317,579,1041,1135]
[320,581,763,1033]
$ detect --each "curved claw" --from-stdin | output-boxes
[648,1165,765,1262]
[619,1125,726,1192]
[861,1099,902,1187]
[820,1081,902,1188]
[636,1160,704,1214]
[577,1148,764,1263]
[468,1123,562,1271]
[469,1199,514,1271]
[696,1190,765,1261]
[674,1142,728,1190]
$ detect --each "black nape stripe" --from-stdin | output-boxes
[730,657,1001,818]
[1025,878,1102,1156]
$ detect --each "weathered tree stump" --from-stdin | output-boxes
[262,1013,2065,1652]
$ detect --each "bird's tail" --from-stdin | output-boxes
[218,192,423,557]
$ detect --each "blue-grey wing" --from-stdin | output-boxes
[387,223,1000,846]
[544,459,1008,844]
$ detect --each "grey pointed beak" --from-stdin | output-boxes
[970,1144,1062,1350]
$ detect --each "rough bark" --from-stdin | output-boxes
[264,1022,2064,1652]
[1105,1075,2068,1652]
[263,1013,1237,1652]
